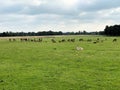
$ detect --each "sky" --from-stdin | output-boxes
[0,0,120,32]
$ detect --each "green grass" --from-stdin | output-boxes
[0,35,120,90]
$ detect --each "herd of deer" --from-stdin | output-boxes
[8,37,117,43]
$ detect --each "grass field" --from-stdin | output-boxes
[0,35,120,90]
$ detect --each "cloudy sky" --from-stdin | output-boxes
[0,0,120,32]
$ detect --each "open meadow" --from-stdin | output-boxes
[0,35,120,90]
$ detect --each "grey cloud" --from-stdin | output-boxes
[78,0,120,11]
[1,0,120,15]
[0,5,23,14]
[0,0,79,15]
[0,0,120,32]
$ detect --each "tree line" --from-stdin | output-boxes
[0,24,120,36]
[0,31,62,37]
[104,24,120,36]
[0,30,103,37]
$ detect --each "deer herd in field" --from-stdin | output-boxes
[8,37,117,44]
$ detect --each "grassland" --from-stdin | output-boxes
[0,35,120,90]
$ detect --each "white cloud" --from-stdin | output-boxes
[0,0,120,32]
[60,0,78,8]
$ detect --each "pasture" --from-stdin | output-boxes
[0,35,120,90]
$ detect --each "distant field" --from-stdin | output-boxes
[0,35,120,90]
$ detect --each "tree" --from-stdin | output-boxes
[104,25,120,36]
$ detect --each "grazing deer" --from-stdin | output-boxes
[113,38,117,42]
